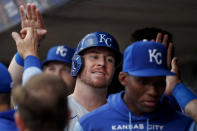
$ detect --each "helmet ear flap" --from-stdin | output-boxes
[71,54,83,76]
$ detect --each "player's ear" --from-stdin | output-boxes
[14,111,25,131]
[119,72,128,86]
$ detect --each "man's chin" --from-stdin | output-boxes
[142,105,159,114]
[90,82,109,89]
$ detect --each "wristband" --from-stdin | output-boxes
[15,52,24,66]
[24,55,42,70]
[172,82,197,110]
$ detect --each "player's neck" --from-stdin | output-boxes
[72,79,107,111]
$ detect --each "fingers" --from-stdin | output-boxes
[11,32,22,43]
[19,27,35,40]
[19,3,46,41]
[171,57,182,80]
[31,3,37,21]
[156,32,168,46]
[19,5,26,22]
[37,29,47,36]
[25,3,38,22]
[156,33,162,42]
[27,3,32,20]
[19,5,26,28]
[155,32,173,68]
[167,42,173,68]
[20,28,27,39]
[171,57,179,73]
[162,34,168,47]
[36,9,45,29]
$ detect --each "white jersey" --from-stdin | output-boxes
[65,95,89,131]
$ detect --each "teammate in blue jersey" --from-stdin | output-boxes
[0,63,18,131]
[131,27,197,122]
[74,41,197,131]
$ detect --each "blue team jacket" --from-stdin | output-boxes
[75,91,196,131]
[0,109,18,131]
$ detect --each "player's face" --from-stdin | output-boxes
[119,73,166,116]
[79,47,115,89]
[43,61,76,94]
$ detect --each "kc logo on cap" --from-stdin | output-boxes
[122,41,175,77]
[56,45,68,57]
[149,49,162,65]
[42,45,75,66]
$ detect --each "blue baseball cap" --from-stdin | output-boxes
[0,63,12,93]
[42,45,75,66]
[123,41,175,77]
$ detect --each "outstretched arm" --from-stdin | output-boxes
[156,33,197,122]
[8,3,47,86]
[12,27,42,85]
[8,54,24,87]
[166,58,197,122]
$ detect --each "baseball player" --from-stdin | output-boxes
[42,45,76,94]
[74,41,197,131]
[66,31,122,130]
[0,62,18,131]
[131,27,197,122]
[12,28,122,130]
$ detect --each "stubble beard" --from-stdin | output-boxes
[80,75,110,89]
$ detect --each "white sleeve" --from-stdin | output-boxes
[73,121,84,131]
[22,67,42,86]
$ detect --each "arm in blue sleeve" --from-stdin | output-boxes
[172,82,197,110]
[22,55,42,85]
[15,52,24,66]
[73,121,84,131]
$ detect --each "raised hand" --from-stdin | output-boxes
[165,57,181,95]
[155,33,174,68]
[12,27,39,59]
[20,3,47,41]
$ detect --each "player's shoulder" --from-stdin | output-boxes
[79,102,112,124]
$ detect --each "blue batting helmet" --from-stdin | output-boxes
[71,32,122,76]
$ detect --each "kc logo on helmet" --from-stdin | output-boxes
[148,49,162,65]
[99,34,112,47]
[56,46,68,57]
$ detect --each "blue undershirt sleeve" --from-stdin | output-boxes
[15,52,24,66]
[22,55,42,86]
[172,82,197,110]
